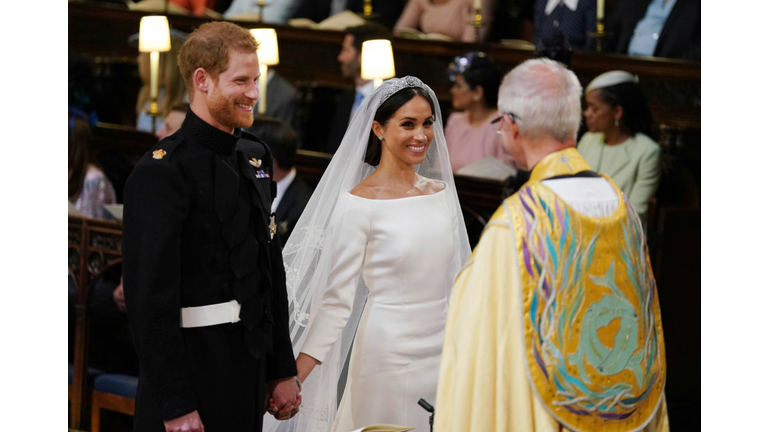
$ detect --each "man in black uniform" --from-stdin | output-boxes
[123,22,300,432]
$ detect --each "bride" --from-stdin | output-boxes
[265,76,471,432]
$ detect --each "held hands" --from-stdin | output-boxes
[266,377,301,420]
[164,410,204,432]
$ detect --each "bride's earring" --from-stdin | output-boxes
[378,136,383,140]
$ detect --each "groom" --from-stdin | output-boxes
[123,22,300,432]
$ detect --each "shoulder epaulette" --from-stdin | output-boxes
[147,132,184,162]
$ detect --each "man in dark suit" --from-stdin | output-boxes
[325,23,391,153]
[248,118,313,243]
[605,0,700,60]
[122,22,300,432]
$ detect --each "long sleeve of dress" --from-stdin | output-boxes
[300,197,370,364]
[628,143,661,222]
[122,160,198,421]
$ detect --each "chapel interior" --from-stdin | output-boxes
[67,1,701,430]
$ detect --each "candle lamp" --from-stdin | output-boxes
[589,0,610,53]
[139,15,171,133]
[361,39,395,89]
[250,28,279,116]
[257,0,265,22]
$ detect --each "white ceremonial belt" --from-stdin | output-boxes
[180,300,241,328]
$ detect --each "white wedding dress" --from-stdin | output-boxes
[300,188,457,432]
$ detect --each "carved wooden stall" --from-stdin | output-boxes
[68,216,123,430]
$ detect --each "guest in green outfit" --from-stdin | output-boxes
[578,70,660,225]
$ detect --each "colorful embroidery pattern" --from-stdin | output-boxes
[512,181,665,432]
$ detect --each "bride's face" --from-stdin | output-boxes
[375,96,435,167]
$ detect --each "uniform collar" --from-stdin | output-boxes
[181,109,242,155]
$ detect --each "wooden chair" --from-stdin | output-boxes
[90,374,137,432]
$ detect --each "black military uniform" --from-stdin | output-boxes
[123,110,297,431]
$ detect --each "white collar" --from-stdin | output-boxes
[545,0,578,15]
[356,80,375,98]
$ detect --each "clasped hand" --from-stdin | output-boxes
[265,377,302,421]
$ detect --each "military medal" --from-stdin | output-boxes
[249,158,262,168]
[269,215,277,240]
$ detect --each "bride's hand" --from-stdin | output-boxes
[296,352,320,383]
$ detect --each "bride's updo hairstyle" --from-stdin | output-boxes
[364,86,435,166]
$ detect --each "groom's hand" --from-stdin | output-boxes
[269,394,302,420]
[267,377,300,419]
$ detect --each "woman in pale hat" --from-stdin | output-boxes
[578,70,661,225]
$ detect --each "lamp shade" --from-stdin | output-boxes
[250,28,279,66]
[361,39,395,80]
[139,16,171,52]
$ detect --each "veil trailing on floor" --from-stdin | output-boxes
[263,76,471,432]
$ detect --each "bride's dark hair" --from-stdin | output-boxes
[364,86,435,166]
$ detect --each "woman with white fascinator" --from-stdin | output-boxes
[578,70,661,226]
[262,76,471,432]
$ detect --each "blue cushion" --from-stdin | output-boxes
[68,363,104,386]
[93,374,138,398]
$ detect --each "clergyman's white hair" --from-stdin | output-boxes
[498,58,582,142]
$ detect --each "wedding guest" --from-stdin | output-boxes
[578,70,661,225]
[68,109,116,220]
[605,0,700,60]
[444,51,516,173]
[394,0,496,42]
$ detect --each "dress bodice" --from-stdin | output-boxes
[301,188,456,364]
[352,189,455,305]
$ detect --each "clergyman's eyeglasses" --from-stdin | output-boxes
[491,112,522,134]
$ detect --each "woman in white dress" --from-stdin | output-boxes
[263,77,471,432]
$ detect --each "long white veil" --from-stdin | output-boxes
[264,76,471,432]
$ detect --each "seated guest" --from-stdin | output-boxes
[155,103,189,141]
[533,0,595,51]
[394,0,496,42]
[224,0,301,22]
[578,70,661,225]
[88,266,139,376]
[445,52,516,173]
[605,0,700,60]
[292,0,407,29]
[247,118,312,243]
[69,109,117,220]
[326,23,391,153]
[263,69,301,140]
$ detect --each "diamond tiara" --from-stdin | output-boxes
[379,76,428,103]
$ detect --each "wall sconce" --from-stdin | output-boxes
[139,15,171,133]
[250,28,279,116]
[361,39,395,89]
